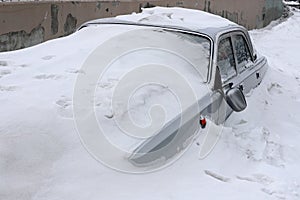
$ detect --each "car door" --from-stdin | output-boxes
[216,34,241,119]
[216,31,262,119]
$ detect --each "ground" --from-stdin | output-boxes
[0,8,300,200]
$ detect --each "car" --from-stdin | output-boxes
[77,7,268,168]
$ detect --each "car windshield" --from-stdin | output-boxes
[103,27,211,82]
[165,30,211,82]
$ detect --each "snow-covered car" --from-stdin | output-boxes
[77,7,268,166]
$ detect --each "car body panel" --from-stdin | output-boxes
[78,11,268,166]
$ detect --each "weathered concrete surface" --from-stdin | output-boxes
[0,24,44,52]
[0,0,283,52]
[201,0,284,29]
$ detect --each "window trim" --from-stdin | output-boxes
[231,32,253,74]
[217,34,238,84]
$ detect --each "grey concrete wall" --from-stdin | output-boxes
[200,0,284,29]
[0,0,283,52]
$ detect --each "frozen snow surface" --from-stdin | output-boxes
[115,7,237,29]
[1,7,300,200]
[283,1,300,6]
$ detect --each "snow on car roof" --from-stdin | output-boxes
[81,7,241,39]
[116,7,237,29]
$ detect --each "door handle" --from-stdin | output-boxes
[256,71,260,79]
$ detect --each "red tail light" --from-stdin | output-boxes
[199,116,206,129]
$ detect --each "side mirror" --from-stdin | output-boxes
[225,87,247,112]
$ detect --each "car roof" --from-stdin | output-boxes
[79,7,244,41]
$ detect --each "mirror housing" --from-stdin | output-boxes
[226,87,247,112]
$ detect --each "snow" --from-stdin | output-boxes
[115,7,237,30]
[283,1,300,6]
[1,7,300,200]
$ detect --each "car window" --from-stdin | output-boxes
[102,28,211,83]
[233,34,251,72]
[170,31,211,81]
[217,37,236,82]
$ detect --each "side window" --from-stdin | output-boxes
[217,37,236,83]
[233,34,251,72]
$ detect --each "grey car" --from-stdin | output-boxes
[78,9,268,167]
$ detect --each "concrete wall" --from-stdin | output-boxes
[0,0,283,52]
[201,0,284,29]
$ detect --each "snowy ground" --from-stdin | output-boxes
[283,1,300,6]
[1,8,300,200]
